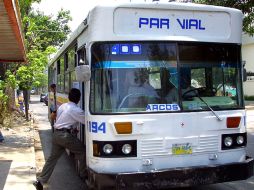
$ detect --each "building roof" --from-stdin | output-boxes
[0,0,26,62]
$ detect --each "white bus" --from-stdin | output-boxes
[48,1,254,189]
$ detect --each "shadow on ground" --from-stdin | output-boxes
[0,160,12,190]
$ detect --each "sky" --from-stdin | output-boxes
[32,0,105,31]
[32,0,140,32]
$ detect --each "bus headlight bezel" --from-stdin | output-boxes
[221,133,247,150]
[93,140,137,157]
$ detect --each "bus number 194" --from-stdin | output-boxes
[88,121,106,134]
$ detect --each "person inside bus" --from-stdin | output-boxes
[33,88,87,190]
[49,83,57,132]
[160,69,178,103]
[180,68,196,99]
[125,69,158,107]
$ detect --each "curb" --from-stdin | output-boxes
[31,111,49,190]
[246,106,254,110]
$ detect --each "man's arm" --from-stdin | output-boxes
[70,107,86,124]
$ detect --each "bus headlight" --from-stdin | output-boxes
[236,136,244,145]
[224,137,233,147]
[103,144,113,154]
[122,144,132,154]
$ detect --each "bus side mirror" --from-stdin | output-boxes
[243,68,247,82]
[75,65,91,82]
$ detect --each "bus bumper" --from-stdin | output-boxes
[88,156,254,190]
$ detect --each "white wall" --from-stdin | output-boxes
[242,34,254,96]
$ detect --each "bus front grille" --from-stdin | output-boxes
[195,135,219,153]
[141,135,219,157]
[141,138,168,157]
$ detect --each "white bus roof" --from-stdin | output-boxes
[49,2,243,65]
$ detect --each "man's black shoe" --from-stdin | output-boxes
[33,180,43,190]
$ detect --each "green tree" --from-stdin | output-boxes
[25,9,71,51]
[15,0,72,119]
[0,71,17,125]
[0,0,72,120]
[195,0,254,35]
[18,0,72,91]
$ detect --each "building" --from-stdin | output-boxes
[242,34,254,96]
[0,0,26,62]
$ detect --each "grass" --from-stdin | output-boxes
[245,96,254,101]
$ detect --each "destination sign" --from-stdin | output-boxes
[114,8,231,40]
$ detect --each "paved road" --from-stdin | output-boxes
[29,95,86,190]
[177,109,254,190]
[29,95,254,190]
[163,109,254,190]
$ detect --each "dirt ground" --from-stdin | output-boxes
[0,113,33,150]
[0,112,36,190]
[0,111,51,189]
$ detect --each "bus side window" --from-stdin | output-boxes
[77,46,87,65]
[76,46,87,143]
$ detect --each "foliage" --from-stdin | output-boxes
[15,0,72,90]
[194,0,254,36]
[25,9,71,51]
[245,95,254,101]
[0,71,17,125]
[0,89,8,124]
[0,0,72,121]
[19,0,41,18]
[16,46,56,90]
[5,70,17,89]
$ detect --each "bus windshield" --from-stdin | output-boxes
[90,42,243,114]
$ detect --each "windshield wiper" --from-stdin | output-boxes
[194,91,223,121]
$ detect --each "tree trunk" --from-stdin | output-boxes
[23,90,29,120]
